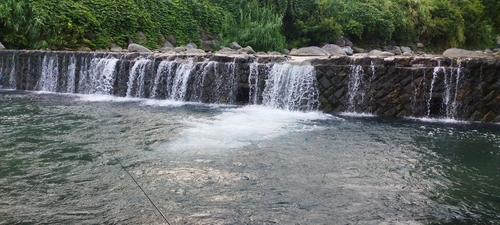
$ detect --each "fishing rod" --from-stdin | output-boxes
[115,158,171,225]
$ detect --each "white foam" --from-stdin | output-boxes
[339,112,376,118]
[164,105,337,153]
[405,116,469,124]
[77,94,142,102]
[142,99,190,107]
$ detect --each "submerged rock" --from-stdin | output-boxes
[128,43,151,52]
[290,46,330,56]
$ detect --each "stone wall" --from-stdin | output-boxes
[1,50,500,122]
[313,57,500,122]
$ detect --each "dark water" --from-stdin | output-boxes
[0,90,499,224]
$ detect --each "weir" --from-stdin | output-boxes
[1,50,499,122]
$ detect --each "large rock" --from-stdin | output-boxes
[0,41,5,50]
[322,44,346,56]
[368,50,395,57]
[401,46,412,54]
[237,46,255,54]
[342,46,354,56]
[163,41,174,48]
[186,43,197,49]
[186,48,205,54]
[110,43,123,52]
[167,35,177,46]
[217,46,237,54]
[137,31,147,42]
[229,42,242,50]
[443,48,489,58]
[290,46,330,56]
[201,40,218,52]
[128,43,151,52]
[335,36,353,47]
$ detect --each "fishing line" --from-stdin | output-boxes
[115,158,171,225]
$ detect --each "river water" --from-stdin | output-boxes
[0,90,499,224]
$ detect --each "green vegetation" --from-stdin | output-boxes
[0,0,498,52]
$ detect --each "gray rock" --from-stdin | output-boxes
[159,46,174,52]
[163,41,174,48]
[167,35,176,46]
[186,43,197,49]
[267,51,282,55]
[353,47,364,53]
[335,36,353,47]
[128,43,151,52]
[342,46,354,56]
[110,43,123,52]
[174,46,187,53]
[368,50,395,57]
[229,42,242,50]
[0,41,5,50]
[238,46,255,54]
[217,46,238,54]
[201,40,218,52]
[394,47,402,55]
[186,48,205,54]
[417,43,424,49]
[290,46,330,56]
[442,48,489,58]
[401,46,412,54]
[78,47,92,51]
[322,44,346,56]
[283,49,290,55]
[402,52,413,56]
[137,31,147,42]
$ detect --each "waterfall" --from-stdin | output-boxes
[346,64,365,112]
[426,62,441,116]
[426,61,464,119]
[37,54,59,92]
[126,58,152,98]
[190,59,211,102]
[9,53,17,89]
[79,55,120,95]
[66,55,77,93]
[151,60,176,99]
[262,63,318,111]
[248,61,260,104]
[169,59,195,101]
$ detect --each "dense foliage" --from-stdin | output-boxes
[0,0,498,51]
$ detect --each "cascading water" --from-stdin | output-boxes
[150,60,176,99]
[426,61,463,119]
[79,55,120,95]
[170,58,195,101]
[37,54,59,92]
[262,63,319,111]
[126,58,153,98]
[66,55,77,93]
[248,61,260,105]
[346,64,365,112]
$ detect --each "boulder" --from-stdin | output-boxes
[201,40,218,52]
[167,35,177,46]
[238,46,255,54]
[159,46,174,52]
[128,43,151,52]
[342,46,354,56]
[402,52,413,56]
[229,42,242,50]
[78,47,92,51]
[290,46,330,56]
[267,51,282,55]
[335,36,353,47]
[401,46,412,54]
[137,31,147,42]
[163,41,174,48]
[217,46,237,54]
[442,48,489,58]
[174,46,187,53]
[186,43,197,49]
[283,49,290,55]
[110,43,123,52]
[368,50,395,57]
[0,41,5,50]
[322,44,345,56]
[186,48,206,54]
[353,47,364,53]
[394,47,402,55]
[417,43,424,49]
